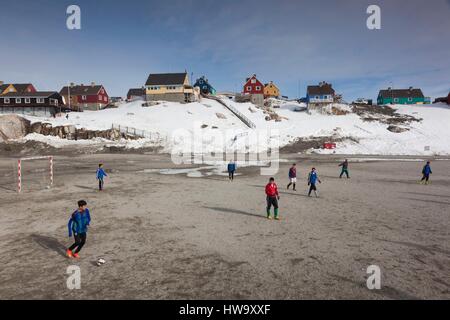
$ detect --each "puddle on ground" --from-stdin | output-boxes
[141,159,289,178]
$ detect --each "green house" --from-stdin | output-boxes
[377,87,426,105]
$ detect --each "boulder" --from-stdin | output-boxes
[216,113,227,119]
[387,125,409,133]
[30,122,43,134]
[41,123,53,135]
[0,115,31,142]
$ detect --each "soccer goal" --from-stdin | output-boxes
[17,156,54,193]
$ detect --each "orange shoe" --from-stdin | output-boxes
[66,249,73,258]
[73,253,80,259]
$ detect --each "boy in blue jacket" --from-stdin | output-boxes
[308,168,322,197]
[420,161,433,185]
[67,200,91,259]
[96,163,108,191]
[227,161,236,181]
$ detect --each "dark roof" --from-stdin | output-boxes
[0,83,34,94]
[12,83,34,93]
[145,73,187,86]
[1,91,59,98]
[307,83,335,96]
[0,84,8,94]
[60,85,103,96]
[127,88,145,96]
[378,88,424,99]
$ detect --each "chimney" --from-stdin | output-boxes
[409,86,413,91]
[388,87,392,91]
[91,82,96,87]
[70,82,75,87]
[81,83,84,86]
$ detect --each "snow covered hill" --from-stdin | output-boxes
[20,98,450,156]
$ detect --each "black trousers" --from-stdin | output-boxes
[69,233,87,254]
[308,183,317,195]
[229,171,235,180]
[266,196,279,210]
[421,174,430,182]
[99,179,104,190]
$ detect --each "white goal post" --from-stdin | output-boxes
[17,156,54,193]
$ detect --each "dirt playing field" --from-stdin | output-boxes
[0,153,449,300]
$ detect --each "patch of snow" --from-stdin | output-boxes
[16,100,450,156]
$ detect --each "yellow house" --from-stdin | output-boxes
[264,81,280,98]
[144,72,194,103]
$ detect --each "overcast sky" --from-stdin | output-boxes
[0,0,449,101]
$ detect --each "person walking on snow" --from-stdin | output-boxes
[67,200,91,259]
[96,163,108,191]
[339,159,350,179]
[228,160,236,181]
[308,168,322,197]
[265,177,280,220]
[420,161,432,185]
[287,163,297,191]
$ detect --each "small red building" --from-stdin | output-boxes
[60,83,109,111]
[243,74,264,95]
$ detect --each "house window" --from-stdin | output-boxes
[51,99,58,106]
[408,97,413,102]
[37,98,44,104]
[251,79,256,84]
[16,98,22,103]
[394,98,399,103]
[315,96,319,99]
[25,98,31,104]
[4,98,10,104]
[256,86,261,91]
[247,86,252,91]
[104,96,107,102]
[82,95,87,100]
[98,95,102,100]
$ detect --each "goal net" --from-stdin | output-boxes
[17,156,54,193]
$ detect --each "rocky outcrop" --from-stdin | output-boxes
[0,115,31,142]
[29,122,138,141]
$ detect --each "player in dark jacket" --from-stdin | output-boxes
[339,159,350,179]
[287,163,297,191]
[227,161,236,181]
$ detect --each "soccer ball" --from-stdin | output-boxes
[96,258,106,266]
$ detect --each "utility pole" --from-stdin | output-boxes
[68,82,71,112]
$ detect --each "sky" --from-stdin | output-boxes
[0,0,449,101]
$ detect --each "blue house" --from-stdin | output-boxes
[194,76,216,95]
[306,82,335,104]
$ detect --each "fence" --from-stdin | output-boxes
[111,124,165,142]
[205,95,256,129]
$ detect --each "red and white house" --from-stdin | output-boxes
[243,74,264,95]
[60,83,109,111]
